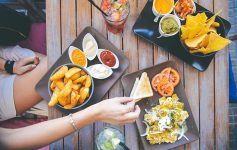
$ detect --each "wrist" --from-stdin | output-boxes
[72,103,102,128]
[0,58,6,71]
[87,103,102,122]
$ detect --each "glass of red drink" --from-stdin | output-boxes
[101,0,130,34]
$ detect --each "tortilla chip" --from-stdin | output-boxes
[206,32,231,53]
[190,47,208,54]
[199,34,210,48]
[181,10,231,55]
[206,10,222,28]
[211,22,220,27]
[209,27,217,33]
[181,26,189,40]
[185,34,207,48]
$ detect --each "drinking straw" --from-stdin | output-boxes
[88,0,108,17]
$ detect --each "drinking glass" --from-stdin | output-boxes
[101,0,130,34]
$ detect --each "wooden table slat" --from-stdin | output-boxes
[46,0,64,149]
[76,1,94,150]
[198,0,216,149]
[214,1,229,149]
[61,0,78,149]
[123,0,140,149]
[184,64,199,150]
[91,0,108,150]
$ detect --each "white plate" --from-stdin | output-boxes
[97,49,119,69]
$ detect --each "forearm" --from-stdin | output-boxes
[0,58,6,71]
[0,104,99,150]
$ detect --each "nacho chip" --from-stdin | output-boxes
[211,22,220,27]
[181,10,231,55]
[209,27,217,33]
[198,34,210,48]
[185,34,207,48]
[205,32,231,53]
[206,10,222,28]
[190,47,208,54]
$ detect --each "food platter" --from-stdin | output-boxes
[132,0,231,71]
[121,61,199,150]
[35,27,129,114]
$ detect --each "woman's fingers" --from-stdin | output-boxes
[122,105,141,122]
[21,57,36,65]
[116,97,134,103]
[20,64,36,74]
[125,100,135,112]
[33,56,40,65]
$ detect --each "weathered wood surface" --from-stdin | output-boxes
[46,0,229,149]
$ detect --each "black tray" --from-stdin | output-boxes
[35,27,129,114]
[132,0,231,71]
[122,61,199,150]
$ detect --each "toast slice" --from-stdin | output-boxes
[131,72,153,102]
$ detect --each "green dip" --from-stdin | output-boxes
[161,17,179,34]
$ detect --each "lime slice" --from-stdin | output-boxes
[104,142,113,149]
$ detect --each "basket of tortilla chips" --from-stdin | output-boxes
[180,10,231,57]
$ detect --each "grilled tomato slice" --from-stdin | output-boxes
[151,73,163,91]
[157,78,174,97]
[169,68,180,86]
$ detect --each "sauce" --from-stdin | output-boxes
[88,64,112,79]
[161,17,179,34]
[100,50,116,67]
[71,49,86,67]
[84,39,96,58]
[158,116,172,132]
[154,0,174,14]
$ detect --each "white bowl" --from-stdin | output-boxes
[97,49,119,69]
[174,0,196,21]
[82,33,98,61]
[152,0,174,22]
[158,14,181,38]
[87,64,113,80]
[68,46,88,68]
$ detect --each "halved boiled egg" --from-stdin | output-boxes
[86,64,113,79]
[82,33,98,61]
[68,46,87,68]
[97,49,119,69]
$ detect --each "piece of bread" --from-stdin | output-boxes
[130,78,139,97]
[131,72,153,102]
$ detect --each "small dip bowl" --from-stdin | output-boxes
[158,14,181,38]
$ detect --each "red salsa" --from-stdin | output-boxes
[100,50,116,67]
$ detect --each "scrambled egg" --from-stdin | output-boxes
[143,94,189,144]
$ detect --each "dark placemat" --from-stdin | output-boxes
[122,61,199,150]
[133,0,231,71]
[36,26,129,114]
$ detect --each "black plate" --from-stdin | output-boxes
[35,27,129,114]
[132,0,231,71]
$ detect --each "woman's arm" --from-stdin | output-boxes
[0,105,98,150]
[0,57,6,71]
[0,97,140,150]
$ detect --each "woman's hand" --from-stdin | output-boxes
[13,56,40,75]
[94,97,141,125]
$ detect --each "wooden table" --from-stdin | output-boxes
[46,0,229,149]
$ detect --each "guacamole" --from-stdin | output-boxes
[161,17,179,34]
